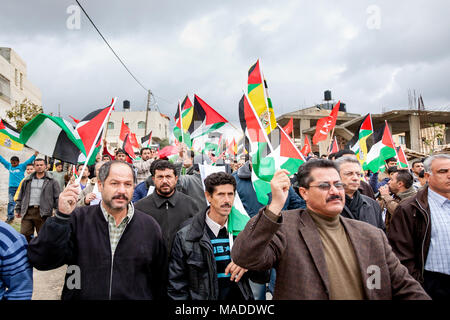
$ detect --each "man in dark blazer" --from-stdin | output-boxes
[232,159,430,300]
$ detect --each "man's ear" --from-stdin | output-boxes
[97,180,104,192]
[298,187,308,201]
[204,191,212,203]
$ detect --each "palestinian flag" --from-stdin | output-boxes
[141,131,152,147]
[364,121,397,173]
[228,192,250,237]
[270,125,306,175]
[76,99,115,165]
[248,59,277,135]
[173,95,193,146]
[20,114,84,164]
[0,119,23,151]
[227,138,237,156]
[346,113,373,165]
[122,133,136,159]
[239,93,275,205]
[189,95,228,140]
[329,136,339,153]
[396,145,409,169]
[283,117,293,136]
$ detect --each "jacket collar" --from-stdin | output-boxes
[397,186,416,200]
[25,171,51,181]
[186,206,209,242]
[151,189,179,208]
[414,185,430,213]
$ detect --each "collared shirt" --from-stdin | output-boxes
[100,201,134,255]
[205,209,228,237]
[29,178,44,206]
[425,188,450,275]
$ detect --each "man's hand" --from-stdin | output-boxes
[34,151,39,157]
[225,261,248,282]
[58,184,80,215]
[379,185,390,198]
[84,192,96,205]
[15,212,22,219]
[267,169,291,215]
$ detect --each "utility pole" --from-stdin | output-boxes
[145,89,151,136]
[58,104,61,117]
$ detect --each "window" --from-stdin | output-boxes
[125,122,130,128]
[20,73,23,90]
[107,122,114,129]
[437,138,443,146]
[398,135,406,145]
[138,121,146,129]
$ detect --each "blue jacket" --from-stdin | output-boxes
[0,221,33,300]
[369,171,389,194]
[0,154,36,188]
[232,162,306,218]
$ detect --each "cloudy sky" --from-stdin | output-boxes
[2,0,449,127]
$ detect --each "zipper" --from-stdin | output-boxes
[416,199,429,281]
[200,238,216,299]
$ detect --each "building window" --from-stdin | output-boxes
[138,121,145,129]
[20,73,23,90]
[125,122,130,128]
[399,135,406,145]
[107,122,114,129]
[437,138,443,146]
[15,69,18,86]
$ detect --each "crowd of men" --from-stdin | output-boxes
[0,143,449,301]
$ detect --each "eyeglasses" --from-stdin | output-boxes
[308,182,345,191]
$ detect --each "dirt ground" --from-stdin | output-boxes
[0,207,66,300]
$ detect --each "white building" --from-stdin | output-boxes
[0,47,42,121]
[103,100,171,150]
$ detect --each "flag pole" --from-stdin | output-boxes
[76,97,116,185]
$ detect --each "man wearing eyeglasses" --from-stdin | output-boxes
[336,157,385,230]
[231,159,429,300]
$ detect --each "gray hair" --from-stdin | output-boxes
[423,154,450,173]
[335,156,361,171]
[98,160,136,185]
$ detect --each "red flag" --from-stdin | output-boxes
[283,117,293,135]
[312,101,340,145]
[119,118,131,141]
[69,115,80,124]
[328,136,339,153]
[301,135,312,156]
[227,138,237,156]
[122,133,136,159]
[130,132,140,148]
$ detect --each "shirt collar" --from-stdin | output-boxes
[205,209,228,237]
[100,201,134,224]
[152,189,178,208]
[428,187,450,207]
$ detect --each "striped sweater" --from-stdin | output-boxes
[0,221,33,300]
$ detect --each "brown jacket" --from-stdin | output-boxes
[379,186,417,232]
[388,186,431,284]
[232,207,430,300]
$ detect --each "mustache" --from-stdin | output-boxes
[326,195,342,202]
[221,203,231,208]
[112,195,129,201]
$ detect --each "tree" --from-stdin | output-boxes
[6,98,43,130]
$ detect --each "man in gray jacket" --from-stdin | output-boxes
[15,158,60,242]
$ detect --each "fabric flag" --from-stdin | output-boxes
[141,131,152,147]
[0,119,24,151]
[130,132,140,149]
[69,115,80,124]
[329,137,339,153]
[346,113,373,165]
[312,101,340,145]
[198,164,250,236]
[239,93,275,205]
[364,121,397,173]
[396,145,409,169]
[227,138,237,156]
[173,97,193,148]
[76,99,115,165]
[119,118,131,141]
[20,114,84,164]
[122,133,136,159]
[189,95,228,140]
[248,59,277,135]
[283,117,293,136]
[159,145,179,159]
[270,124,306,175]
[300,135,312,157]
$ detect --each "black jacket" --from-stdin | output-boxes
[27,205,167,300]
[168,207,267,300]
[134,190,199,256]
[341,190,385,231]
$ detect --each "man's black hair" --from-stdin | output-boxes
[387,166,398,175]
[334,149,355,160]
[150,159,164,176]
[140,147,151,154]
[152,160,178,177]
[204,172,236,194]
[116,148,126,156]
[395,169,414,189]
[385,157,397,164]
[26,163,34,167]
[328,152,337,160]
[411,159,423,167]
[297,159,338,188]
[10,156,19,162]
[97,160,136,184]
[55,162,63,167]
[34,158,47,165]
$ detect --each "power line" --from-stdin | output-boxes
[75,0,173,113]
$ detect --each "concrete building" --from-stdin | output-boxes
[103,100,170,150]
[0,47,42,121]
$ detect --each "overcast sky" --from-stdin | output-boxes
[2,0,449,127]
